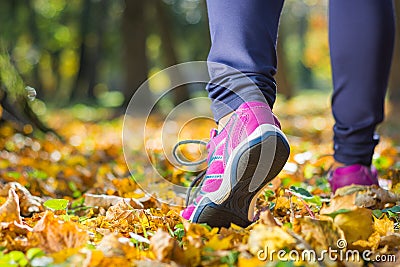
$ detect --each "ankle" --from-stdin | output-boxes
[331,161,346,170]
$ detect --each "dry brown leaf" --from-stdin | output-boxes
[333,207,373,247]
[335,185,370,196]
[150,229,184,264]
[320,193,357,215]
[97,233,139,259]
[293,217,344,251]
[30,211,88,253]
[0,220,33,251]
[0,182,43,216]
[104,199,138,223]
[259,209,280,227]
[334,185,400,209]
[354,186,400,209]
[84,193,143,209]
[379,233,400,248]
[0,189,22,224]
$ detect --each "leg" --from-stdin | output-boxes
[206,0,284,122]
[181,0,290,227]
[329,0,395,166]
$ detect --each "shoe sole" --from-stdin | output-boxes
[190,124,290,228]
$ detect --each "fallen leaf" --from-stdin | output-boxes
[320,193,357,215]
[333,185,400,209]
[84,193,143,209]
[248,224,296,256]
[238,252,266,267]
[150,229,184,264]
[352,231,380,250]
[354,186,400,209]
[0,182,42,216]
[333,207,373,247]
[380,233,400,248]
[0,189,22,224]
[293,217,344,251]
[274,196,291,217]
[97,233,138,258]
[205,234,234,251]
[105,199,137,223]
[373,215,394,236]
[182,220,217,248]
[259,209,280,227]
[29,211,88,253]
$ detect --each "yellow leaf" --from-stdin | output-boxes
[352,231,380,250]
[238,253,266,267]
[248,224,296,256]
[373,215,394,236]
[205,234,234,251]
[183,244,202,266]
[333,208,373,247]
[294,217,344,252]
[50,248,80,264]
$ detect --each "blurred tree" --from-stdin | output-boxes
[0,53,57,136]
[277,24,294,99]
[71,0,108,101]
[153,0,190,105]
[120,0,152,111]
[0,0,334,112]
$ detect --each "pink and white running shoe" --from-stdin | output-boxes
[176,101,290,228]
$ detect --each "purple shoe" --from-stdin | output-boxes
[177,101,290,228]
[328,164,379,193]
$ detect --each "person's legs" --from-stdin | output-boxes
[206,0,284,122]
[329,0,395,167]
[180,0,289,227]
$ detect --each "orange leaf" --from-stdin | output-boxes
[29,211,88,253]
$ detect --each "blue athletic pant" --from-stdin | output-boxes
[206,0,395,166]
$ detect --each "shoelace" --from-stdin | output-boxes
[172,139,208,206]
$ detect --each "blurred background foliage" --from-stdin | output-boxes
[0,0,399,117]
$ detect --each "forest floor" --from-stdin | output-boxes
[0,92,399,267]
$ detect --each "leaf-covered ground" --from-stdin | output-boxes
[0,93,399,267]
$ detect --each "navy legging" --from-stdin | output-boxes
[206,0,395,166]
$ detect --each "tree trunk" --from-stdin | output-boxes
[276,24,294,99]
[26,0,41,93]
[120,0,152,111]
[70,0,92,101]
[87,0,108,99]
[0,56,59,138]
[71,0,106,102]
[154,0,190,105]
